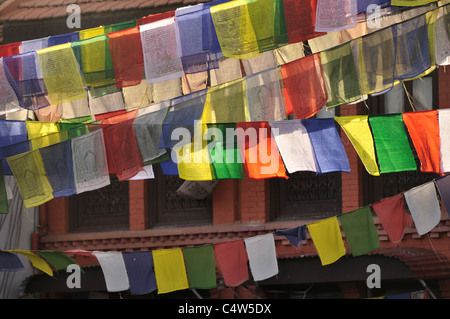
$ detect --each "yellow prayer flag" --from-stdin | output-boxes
[6,150,54,209]
[335,116,380,176]
[79,26,105,40]
[152,248,189,294]
[37,43,87,105]
[210,0,260,59]
[307,216,346,266]
[8,250,53,277]
[26,121,68,150]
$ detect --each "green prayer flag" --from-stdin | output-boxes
[183,245,217,289]
[207,123,243,179]
[36,250,81,272]
[338,206,379,257]
[368,114,417,173]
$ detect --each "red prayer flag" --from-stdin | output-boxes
[137,11,176,25]
[280,53,328,118]
[371,193,412,244]
[214,240,249,287]
[0,42,21,58]
[402,110,441,174]
[235,121,287,179]
[283,0,326,44]
[108,27,144,89]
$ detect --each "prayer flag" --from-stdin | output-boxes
[37,43,87,105]
[435,5,450,66]
[152,248,189,294]
[71,129,110,194]
[245,67,285,122]
[320,42,361,108]
[210,0,260,59]
[338,206,379,257]
[0,251,24,271]
[269,120,319,174]
[315,0,357,32]
[36,250,78,272]
[244,233,279,281]
[0,120,27,148]
[137,11,175,25]
[246,0,280,52]
[402,110,441,174]
[307,216,346,266]
[214,240,249,287]
[6,150,54,209]
[79,26,104,40]
[93,251,130,293]
[39,140,76,198]
[404,181,441,236]
[236,121,287,179]
[0,58,21,116]
[108,26,144,89]
[302,118,350,174]
[391,0,438,6]
[435,174,450,218]
[368,114,417,173]
[140,17,184,83]
[19,37,49,79]
[48,32,79,47]
[280,53,328,118]
[9,250,53,276]
[334,116,380,176]
[275,225,307,248]
[104,20,137,34]
[283,0,325,44]
[183,245,217,289]
[122,251,157,295]
[0,42,21,58]
[371,193,412,243]
[394,14,430,81]
[206,123,244,179]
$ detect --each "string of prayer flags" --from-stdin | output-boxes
[134,103,170,164]
[307,216,346,266]
[102,118,144,181]
[434,175,450,218]
[183,244,217,289]
[0,59,21,116]
[214,240,249,287]
[6,149,54,209]
[244,233,279,281]
[404,181,442,236]
[206,123,244,179]
[9,250,53,276]
[140,17,184,84]
[368,114,417,173]
[315,0,357,32]
[93,251,130,293]
[210,0,261,59]
[280,53,328,118]
[39,140,76,198]
[268,120,319,174]
[283,0,325,44]
[236,121,287,179]
[36,250,79,272]
[402,110,441,174]
[358,26,396,95]
[160,89,207,149]
[435,5,450,66]
[0,251,24,271]
[107,26,144,89]
[334,116,380,176]
[394,14,430,81]
[302,118,350,174]
[36,43,87,105]
[71,129,110,194]
[122,251,157,295]
[152,248,189,294]
[320,42,361,108]
[371,193,413,243]
[275,225,307,248]
[338,206,379,257]
[245,67,285,122]
[3,52,50,110]
[201,78,249,124]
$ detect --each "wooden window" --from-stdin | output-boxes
[147,165,213,228]
[69,176,130,232]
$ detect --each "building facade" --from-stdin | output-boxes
[1,0,450,299]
